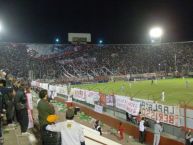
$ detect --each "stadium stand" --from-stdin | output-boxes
[1,42,193,81]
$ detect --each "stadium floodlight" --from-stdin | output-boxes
[55,38,60,43]
[99,40,103,44]
[149,27,163,38]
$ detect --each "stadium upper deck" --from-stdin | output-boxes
[1,42,193,80]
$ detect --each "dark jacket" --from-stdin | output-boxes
[15,89,27,111]
[37,99,55,127]
[0,87,7,114]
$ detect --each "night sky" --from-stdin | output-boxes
[0,0,193,44]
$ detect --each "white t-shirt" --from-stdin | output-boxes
[46,120,85,145]
[139,120,145,132]
[190,137,193,143]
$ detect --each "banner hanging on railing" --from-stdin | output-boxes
[85,90,99,105]
[106,95,114,106]
[55,85,68,96]
[115,95,140,116]
[133,98,179,115]
[73,88,86,101]
[141,108,180,126]
[94,104,103,113]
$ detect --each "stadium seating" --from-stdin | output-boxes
[1,42,193,81]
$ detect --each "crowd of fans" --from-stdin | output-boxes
[1,42,193,82]
[0,71,34,144]
[0,71,86,145]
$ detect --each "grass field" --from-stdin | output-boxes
[73,78,193,106]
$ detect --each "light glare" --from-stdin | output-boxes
[149,27,163,38]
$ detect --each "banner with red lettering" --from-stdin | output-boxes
[141,109,180,126]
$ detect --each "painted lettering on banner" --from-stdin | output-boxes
[141,109,180,126]
[115,95,140,116]
[73,88,86,101]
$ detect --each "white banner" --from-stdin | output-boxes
[141,109,180,126]
[31,80,40,87]
[106,95,114,106]
[115,95,140,116]
[85,90,99,105]
[133,98,179,115]
[73,88,86,101]
[55,85,68,96]
[40,83,49,90]
[94,104,103,113]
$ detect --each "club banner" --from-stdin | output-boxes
[73,88,86,101]
[85,90,99,105]
[94,104,103,113]
[115,95,140,116]
[141,108,180,126]
[40,83,49,90]
[55,85,68,96]
[106,95,114,106]
[49,85,56,91]
[133,98,179,115]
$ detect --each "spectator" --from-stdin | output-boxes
[46,108,85,145]
[0,79,6,143]
[14,81,29,135]
[136,112,142,125]
[94,120,102,135]
[139,117,145,144]
[185,130,192,145]
[25,86,34,129]
[118,122,125,140]
[37,89,56,145]
[4,88,16,125]
[153,121,163,145]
